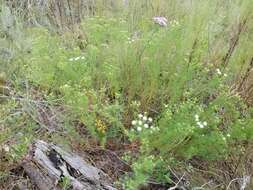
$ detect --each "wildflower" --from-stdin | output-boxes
[137,126,142,131]
[194,114,199,121]
[174,20,179,26]
[153,16,168,27]
[148,117,153,122]
[143,116,147,121]
[203,121,207,126]
[127,38,135,44]
[63,84,69,88]
[216,68,222,75]
[131,120,137,125]
[138,120,143,125]
[197,122,204,128]
[227,134,231,137]
[224,73,228,77]
[170,20,180,27]
[96,119,107,134]
[69,55,85,62]
[144,124,149,128]
[138,114,143,119]
[131,101,141,107]
[3,145,10,152]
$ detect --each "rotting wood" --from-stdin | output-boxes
[21,140,117,190]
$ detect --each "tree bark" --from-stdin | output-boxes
[21,140,117,190]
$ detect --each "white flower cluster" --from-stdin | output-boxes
[216,68,227,77]
[170,19,180,27]
[194,114,207,129]
[69,56,85,61]
[131,113,159,133]
[222,134,231,141]
[153,16,168,27]
[2,144,10,152]
[127,37,135,44]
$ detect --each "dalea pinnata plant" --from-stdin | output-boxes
[123,92,253,189]
[131,113,157,133]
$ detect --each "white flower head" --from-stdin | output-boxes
[143,116,147,121]
[3,145,10,152]
[171,20,180,27]
[203,121,207,126]
[153,16,168,27]
[75,56,80,61]
[224,73,228,77]
[144,124,149,128]
[148,117,153,122]
[197,122,204,128]
[194,114,199,121]
[69,58,74,61]
[227,134,231,137]
[216,68,222,75]
[137,126,142,132]
[131,120,137,126]
[138,120,143,125]
[138,114,143,119]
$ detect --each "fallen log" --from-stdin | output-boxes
[21,140,117,190]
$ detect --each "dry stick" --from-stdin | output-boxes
[167,173,186,190]
[56,0,63,29]
[226,178,241,190]
[199,180,213,189]
[237,57,253,92]
[245,85,253,103]
[180,38,198,101]
[222,18,248,68]
[188,38,198,65]
[77,0,81,23]
[66,0,73,25]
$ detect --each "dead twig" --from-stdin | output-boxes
[167,172,186,190]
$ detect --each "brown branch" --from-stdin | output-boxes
[237,57,253,92]
[222,18,248,68]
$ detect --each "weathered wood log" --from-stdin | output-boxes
[21,140,117,190]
